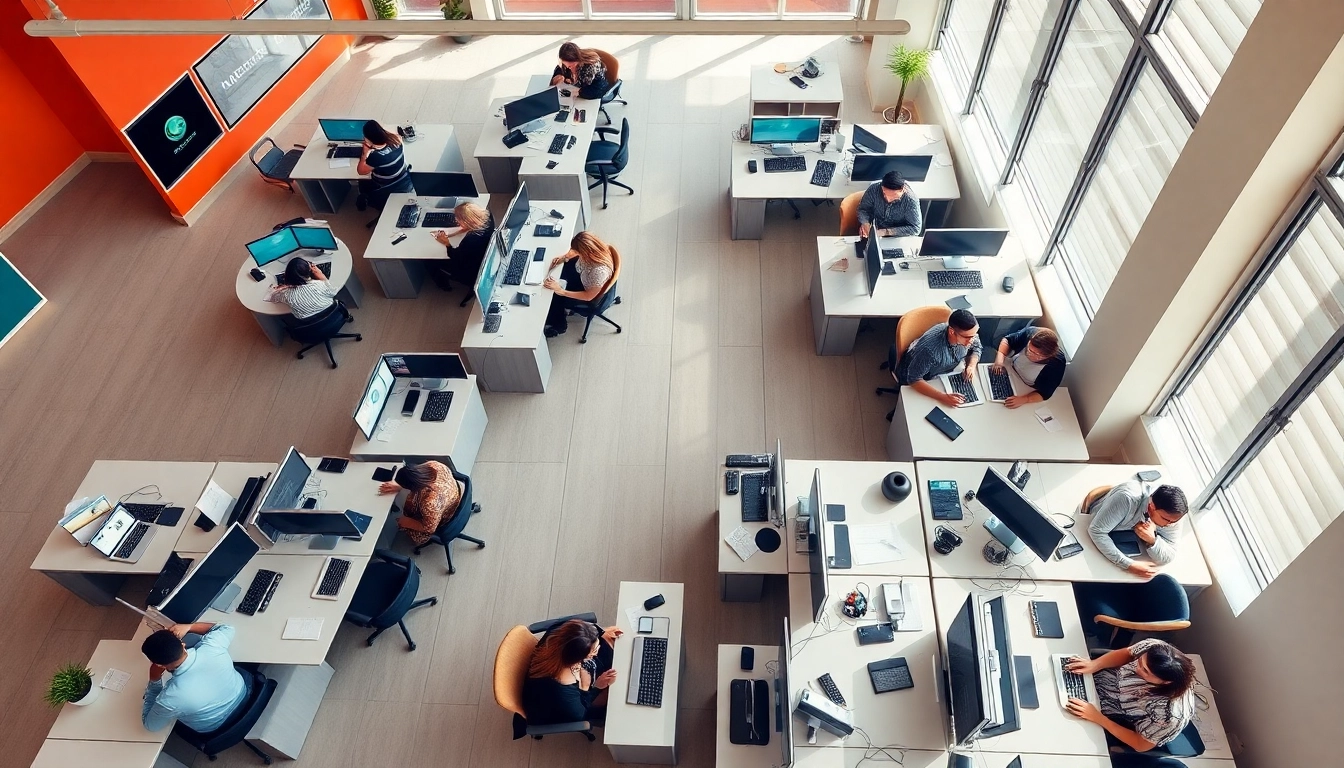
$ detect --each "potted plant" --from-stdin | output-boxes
[371,0,398,19]
[884,44,933,124]
[441,0,471,44]
[45,663,97,708]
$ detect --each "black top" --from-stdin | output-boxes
[1001,326,1066,399]
[442,218,496,283]
[520,621,614,726]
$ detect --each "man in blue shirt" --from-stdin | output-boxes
[141,622,248,732]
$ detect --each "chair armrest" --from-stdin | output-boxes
[293,144,306,149]
[527,612,599,634]
[525,720,591,736]
[373,548,411,566]
[345,609,374,624]
[1095,616,1192,632]
[595,126,620,138]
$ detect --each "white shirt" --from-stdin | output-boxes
[1011,351,1048,386]
[265,280,338,319]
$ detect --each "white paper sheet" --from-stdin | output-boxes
[848,522,909,566]
[194,480,235,525]
[100,668,131,692]
[725,525,760,562]
[328,158,353,169]
[1035,406,1063,433]
[283,618,324,641]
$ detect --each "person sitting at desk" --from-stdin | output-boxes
[549,42,609,100]
[264,257,340,320]
[141,623,248,733]
[896,308,982,408]
[990,326,1066,408]
[430,202,495,290]
[543,231,617,338]
[1063,639,1198,752]
[378,461,462,548]
[857,171,922,239]
[522,618,623,726]
[355,120,412,212]
[1087,481,1188,579]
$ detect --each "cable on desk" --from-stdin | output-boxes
[119,485,162,503]
[851,726,908,766]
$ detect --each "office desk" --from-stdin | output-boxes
[714,644,781,768]
[606,581,685,764]
[809,235,1043,356]
[349,372,488,474]
[888,383,1088,463]
[750,61,843,118]
[32,461,216,605]
[233,236,364,347]
[783,460,929,579]
[930,579,1107,757]
[32,739,185,768]
[44,640,175,757]
[174,461,277,555]
[717,463,789,602]
[730,124,960,240]
[787,574,945,751]
[363,193,491,298]
[791,749,1081,768]
[260,456,394,558]
[289,123,466,214]
[1188,655,1236,761]
[460,199,583,393]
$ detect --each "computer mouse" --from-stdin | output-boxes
[1002,275,1015,293]
[748,159,758,173]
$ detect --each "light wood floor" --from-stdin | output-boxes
[0,35,901,768]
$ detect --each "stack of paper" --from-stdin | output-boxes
[849,523,909,566]
[283,618,324,641]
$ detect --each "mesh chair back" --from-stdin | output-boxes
[494,625,540,717]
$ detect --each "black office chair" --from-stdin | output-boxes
[876,342,900,397]
[594,50,627,125]
[495,612,603,741]
[343,549,439,651]
[1106,721,1206,759]
[563,254,623,343]
[283,301,361,369]
[585,119,633,210]
[411,460,485,574]
[1074,574,1192,649]
[250,138,305,193]
[173,668,277,764]
[1109,756,1189,768]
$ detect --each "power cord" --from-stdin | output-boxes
[851,726,909,766]
[119,485,162,504]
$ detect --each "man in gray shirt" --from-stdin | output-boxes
[1086,481,1188,578]
[857,171,922,238]
[896,308,982,408]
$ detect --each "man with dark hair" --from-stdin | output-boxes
[857,170,922,239]
[896,308,982,408]
[140,622,247,732]
[1087,481,1189,578]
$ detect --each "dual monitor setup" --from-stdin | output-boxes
[471,182,536,328]
[245,224,338,269]
[353,353,470,440]
[749,118,931,182]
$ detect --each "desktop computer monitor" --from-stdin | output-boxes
[946,593,991,747]
[290,225,337,253]
[771,438,786,524]
[750,117,822,146]
[504,88,561,131]
[257,509,363,538]
[257,447,312,512]
[919,228,1010,270]
[497,182,531,255]
[386,353,468,381]
[245,227,301,268]
[474,237,502,322]
[807,469,830,624]
[851,124,888,154]
[863,230,883,298]
[158,524,259,622]
[850,153,933,183]
[353,357,395,441]
[318,118,369,142]
[776,616,795,767]
[409,171,479,209]
[976,593,1020,738]
[976,466,1064,560]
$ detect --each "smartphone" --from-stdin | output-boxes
[638,616,654,634]
[318,457,349,473]
[401,389,420,416]
[789,75,808,89]
[372,466,396,482]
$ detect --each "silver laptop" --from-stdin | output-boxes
[1051,653,1093,708]
[977,363,1020,404]
[938,371,985,407]
[88,504,157,563]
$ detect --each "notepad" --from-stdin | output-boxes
[100,668,131,692]
[1029,600,1064,638]
[283,618,324,641]
[725,525,759,562]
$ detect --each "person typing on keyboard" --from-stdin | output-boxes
[522,619,623,727]
[896,308,982,408]
[430,202,496,292]
[543,232,618,338]
[264,257,344,320]
[378,462,463,548]
[990,326,1066,408]
[857,171,922,240]
[1062,640,1198,753]
[140,623,248,733]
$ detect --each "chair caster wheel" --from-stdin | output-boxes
[330,362,338,369]
[885,410,894,422]
[297,353,305,359]
[355,334,363,341]
[430,597,439,605]
[471,503,481,514]
[615,328,622,334]
[477,542,486,549]
[580,337,588,344]
[408,642,417,651]
[449,565,456,575]
[584,732,596,742]
[533,735,543,741]
[366,638,375,646]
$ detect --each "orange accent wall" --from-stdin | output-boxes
[0,42,86,230]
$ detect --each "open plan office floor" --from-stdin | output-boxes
[0,34,1080,768]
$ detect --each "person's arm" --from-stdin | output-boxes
[1000,326,1033,356]
[1088,488,1138,569]
[993,338,1011,369]
[356,142,374,176]
[194,623,233,649]
[1146,516,1183,565]
[890,193,922,237]
[856,186,877,229]
[263,285,287,303]
[1067,700,1158,752]
[962,335,982,379]
[141,682,177,731]
[1030,358,1065,400]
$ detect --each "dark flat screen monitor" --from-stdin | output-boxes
[409,171,478,200]
[771,438,785,520]
[851,153,933,182]
[807,469,829,624]
[851,124,888,154]
[245,227,300,267]
[353,358,395,441]
[504,88,561,130]
[977,466,1064,560]
[864,231,882,297]
[474,237,502,322]
[919,229,1010,258]
[497,182,530,255]
[318,118,368,142]
[750,117,823,145]
[257,447,311,511]
[386,353,468,380]
[947,594,989,746]
[257,509,362,538]
[159,524,259,621]
[777,616,794,767]
[291,225,337,252]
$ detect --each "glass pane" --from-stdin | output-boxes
[500,0,583,14]
[696,0,777,13]
[1155,0,1263,110]
[784,0,854,14]
[1057,62,1192,313]
[402,0,445,13]
[977,0,1056,152]
[1121,0,1149,22]
[1015,0,1131,230]
[592,0,677,12]
[940,0,997,106]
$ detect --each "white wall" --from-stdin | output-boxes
[865,0,941,112]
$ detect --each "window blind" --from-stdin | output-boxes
[1154,0,1263,110]
[941,0,998,106]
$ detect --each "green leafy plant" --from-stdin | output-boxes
[45,663,93,708]
[371,0,399,19]
[441,0,470,20]
[885,44,933,123]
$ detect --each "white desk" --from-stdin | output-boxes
[289,123,465,214]
[730,124,960,240]
[349,372,488,474]
[809,235,1043,355]
[363,193,491,298]
[1188,655,1236,761]
[32,461,216,605]
[750,61,843,118]
[791,749,1081,768]
[930,579,1108,757]
[889,383,1088,463]
[47,640,174,743]
[258,456,394,558]
[605,581,684,765]
[174,461,277,555]
[232,235,364,347]
[714,645,782,768]
[717,463,789,601]
[460,199,582,393]
[787,574,946,751]
[32,740,185,768]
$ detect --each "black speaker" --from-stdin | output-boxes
[882,471,912,503]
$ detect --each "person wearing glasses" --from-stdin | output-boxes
[896,308,982,409]
[1087,482,1189,579]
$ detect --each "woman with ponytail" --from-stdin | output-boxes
[1063,639,1199,751]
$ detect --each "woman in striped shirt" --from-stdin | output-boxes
[265,257,340,319]
[356,120,412,211]
[1063,639,1199,751]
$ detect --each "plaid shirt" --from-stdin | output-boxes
[896,322,981,385]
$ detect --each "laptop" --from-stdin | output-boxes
[977,363,1020,403]
[88,504,158,563]
[938,371,985,407]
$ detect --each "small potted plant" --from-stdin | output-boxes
[441,0,471,43]
[371,0,398,19]
[45,663,97,708]
[884,44,933,124]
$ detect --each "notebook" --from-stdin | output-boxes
[1029,600,1064,638]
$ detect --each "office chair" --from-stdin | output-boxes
[839,191,864,236]
[173,668,277,764]
[411,459,484,574]
[881,306,952,421]
[494,612,602,741]
[593,50,627,124]
[361,166,415,228]
[565,250,622,343]
[1074,574,1192,649]
[250,138,305,193]
[283,301,361,368]
[585,118,634,209]
[343,549,439,651]
[1105,720,1206,759]
[1084,484,1114,514]
[1109,756,1188,768]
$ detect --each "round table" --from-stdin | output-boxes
[234,235,364,346]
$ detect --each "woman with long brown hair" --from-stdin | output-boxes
[549,42,609,100]
[522,618,623,725]
[1063,639,1200,751]
[377,461,462,547]
[430,201,496,290]
[543,231,618,337]
[355,119,412,211]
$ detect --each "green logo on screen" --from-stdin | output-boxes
[165,116,187,141]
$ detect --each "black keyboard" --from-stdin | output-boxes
[946,374,980,404]
[421,390,454,422]
[763,155,807,173]
[868,661,914,693]
[927,270,983,289]
[236,569,282,616]
[1060,657,1088,701]
[315,558,351,598]
[421,211,457,228]
[483,314,502,333]
[502,249,529,285]
[330,145,362,158]
[631,636,668,707]
[739,472,768,522]
[882,248,904,259]
[810,159,836,186]
[548,133,569,154]
[114,523,151,560]
[122,503,165,523]
[725,454,772,468]
[987,367,1014,400]
[396,203,420,229]
[276,262,332,285]
[817,673,847,707]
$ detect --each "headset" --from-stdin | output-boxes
[933,525,963,555]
